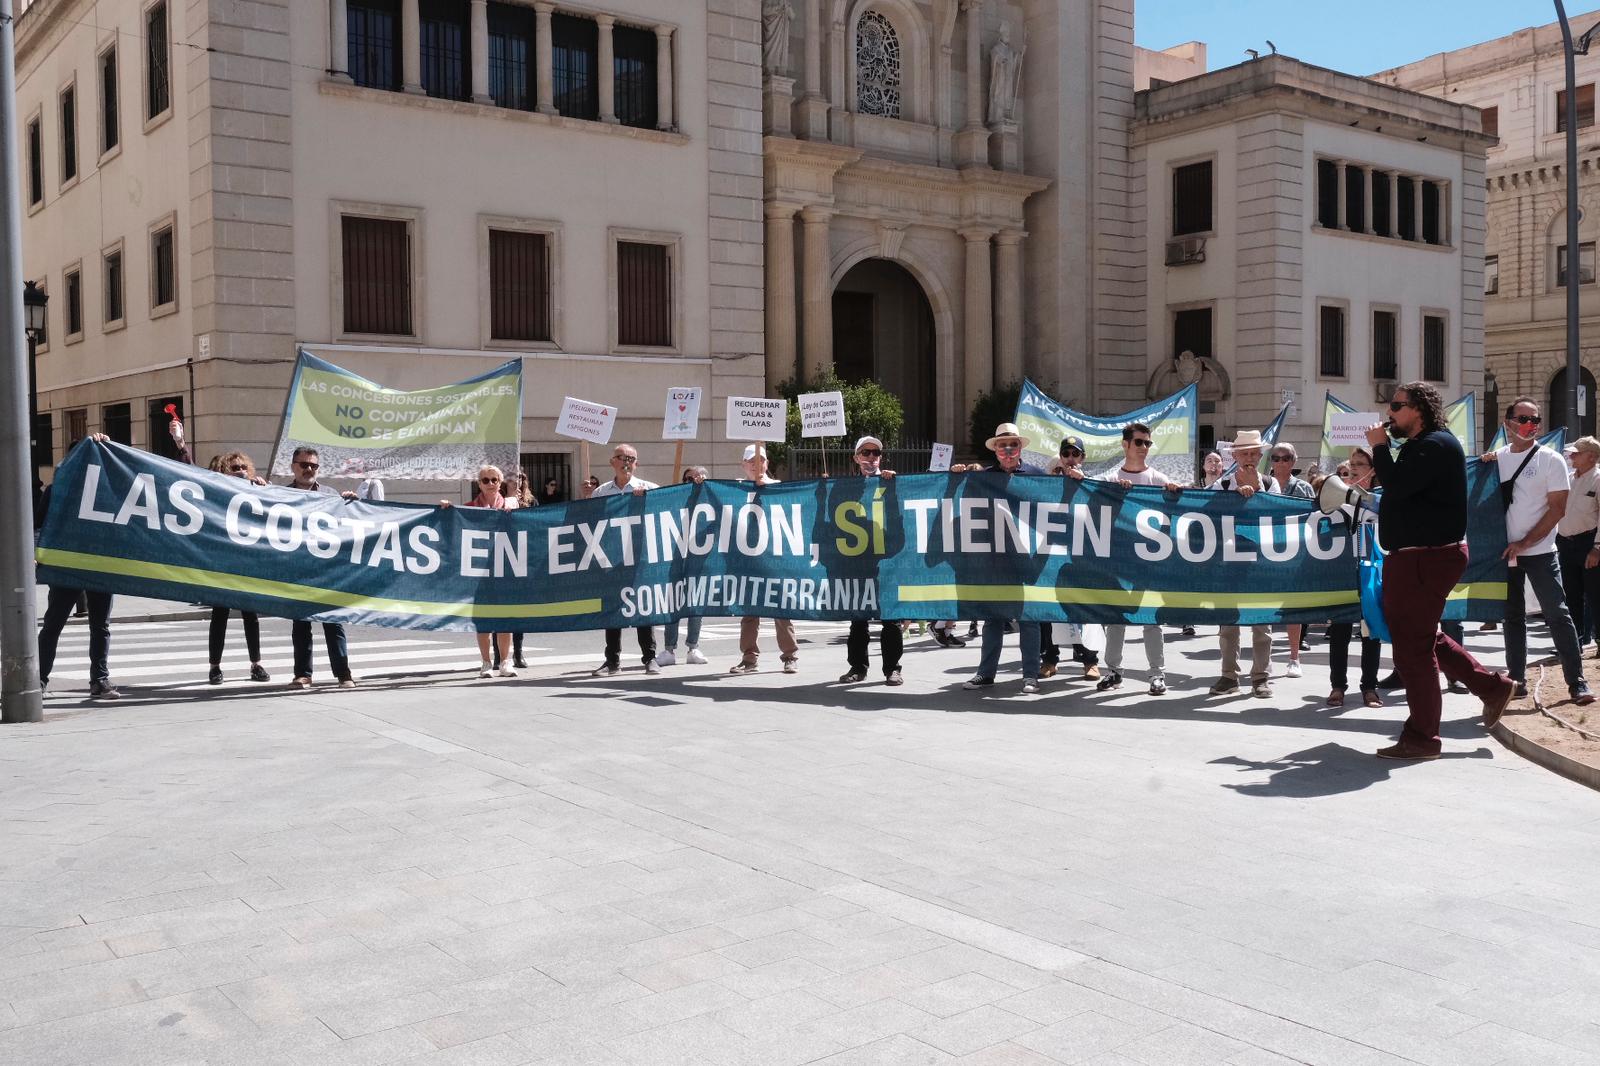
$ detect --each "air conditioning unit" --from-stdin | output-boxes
[1373,379,1397,403]
[1165,236,1207,266]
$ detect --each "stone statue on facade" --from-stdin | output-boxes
[763,0,795,76]
[987,20,1025,127]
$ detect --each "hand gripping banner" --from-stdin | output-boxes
[37,441,1508,633]
[1013,380,1199,484]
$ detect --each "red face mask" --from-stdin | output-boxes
[1515,420,1540,440]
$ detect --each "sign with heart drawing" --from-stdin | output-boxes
[662,387,702,440]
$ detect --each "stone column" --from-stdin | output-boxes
[795,1,828,138]
[534,3,556,114]
[654,25,674,130]
[1413,177,1425,243]
[596,15,618,123]
[961,228,995,415]
[954,0,988,165]
[1335,162,1347,231]
[1361,166,1375,234]
[469,0,491,103]
[800,207,834,383]
[1387,170,1399,237]
[329,0,351,83]
[401,0,424,94]
[765,204,799,390]
[994,230,1024,386]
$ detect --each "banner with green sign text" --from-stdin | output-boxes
[269,350,523,480]
[1014,380,1198,484]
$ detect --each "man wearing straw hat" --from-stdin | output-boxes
[963,423,1048,694]
[1206,429,1279,699]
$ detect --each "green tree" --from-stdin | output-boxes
[765,369,905,467]
[968,379,1025,454]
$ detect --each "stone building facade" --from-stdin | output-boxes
[1377,7,1600,440]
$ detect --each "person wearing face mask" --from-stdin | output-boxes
[837,437,905,686]
[1556,437,1600,652]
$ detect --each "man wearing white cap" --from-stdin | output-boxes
[840,436,905,685]
[964,423,1048,694]
[1558,436,1600,650]
[729,444,800,674]
[1207,429,1279,698]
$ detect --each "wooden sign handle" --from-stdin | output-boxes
[672,440,684,483]
[580,441,591,496]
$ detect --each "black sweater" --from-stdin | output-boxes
[1372,428,1467,550]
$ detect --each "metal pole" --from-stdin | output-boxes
[1559,0,1583,439]
[0,12,44,724]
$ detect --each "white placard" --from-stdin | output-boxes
[929,443,954,472]
[1328,411,1382,447]
[725,396,789,441]
[662,387,702,440]
[799,391,846,438]
[555,396,617,444]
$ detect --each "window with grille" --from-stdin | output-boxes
[151,224,176,310]
[1557,83,1595,132]
[1172,306,1212,360]
[1171,160,1213,236]
[342,216,412,335]
[1344,165,1367,234]
[349,0,400,91]
[1558,242,1596,287]
[1397,176,1416,241]
[1318,305,1346,378]
[60,86,77,184]
[1421,182,1442,244]
[614,25,657,128]
[100,47,119,154]
[1315,160,1339,229]
[488,3,534,110]
[1423,316,1447,382]
[1372,310,1397,380]
[420,0,469,100]
[65,268,83,336]
[146,2,170,119]
[855,10,901,118]
[552,14,598,120]
[489,229,551,342]
[1485,255,1499,296]
[616,241,671,347]
[26,117,42,206]
[66,409,88,446]
[103,248,124,325]
[103,403,132,445]
[1481,105,1499,139]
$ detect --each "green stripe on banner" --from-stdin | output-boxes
[1447,583,1506,601]
[34,547,602,620]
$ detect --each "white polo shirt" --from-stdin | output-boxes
[1496,444,1569,555]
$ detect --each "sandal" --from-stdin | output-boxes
[1326,688,1345,707]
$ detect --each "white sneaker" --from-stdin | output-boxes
[1286,660,1303,678]
[496,665,517,678]
[686,647,707,665]
[1021,679,1040,694]
[478,661,492,678]
[645,659,661,675]
[655,649,677,667]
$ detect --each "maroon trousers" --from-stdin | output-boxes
[1382,544,1500,754]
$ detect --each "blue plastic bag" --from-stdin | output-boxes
[1357,524,1391,643]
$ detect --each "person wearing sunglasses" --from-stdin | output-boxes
[461,465,519,679]
[1266,442,1316,680]
[284,447,359,691]
[1098,423,1182,697]
[1362,383,1517,760]
[1483,396,1592,709]
[1206,429,1279,699]
[206,452,271,686]
[839,437,905,686]
[963,423,1048,694]
[590,445,661,677]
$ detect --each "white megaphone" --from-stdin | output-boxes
[1317,473,1374,516]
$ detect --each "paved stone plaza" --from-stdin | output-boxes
[4,619,1600,1065]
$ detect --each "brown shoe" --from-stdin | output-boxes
[1084,665,1101,681]
[1040,663,1057,679]
[1481,673,1515,730]
[1362,689,1382,708]
[1375,742,1440,761]
[1326,688,1346,707]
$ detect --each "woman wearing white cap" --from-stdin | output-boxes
[729,445,800,674]
[839,437,905,685]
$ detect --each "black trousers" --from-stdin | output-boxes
[1558,530,1600,643]
[1327,622,1381,691]
[39,586,112,686]
[847,619,903,674]
[1039,623,1097,667]
[209,606,261,664]
[492,632,525,667]
[604,626,655,667]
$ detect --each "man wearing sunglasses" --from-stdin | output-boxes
[964,423,1048,694]
[839,437,905,686]
[1485,397,1592,709]
[1098,423,1181,696]
[285,447,358,690]
[1364,383,1516,760]
[591,445,660,677]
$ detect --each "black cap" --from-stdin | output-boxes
[1059,435,1086,456]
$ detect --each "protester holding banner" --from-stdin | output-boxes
[1099,423,1179,696]
[1200,451,1225,489]
[1368,383,1515,760]
[208,451,270,686]
[35,436,118,700]
[540,477,566,506]
[658,467,711,668]
[1269,443,1316,678]
[458,465,518,680]
[285,447,358,691]
[1209,430,1278,698]
[591,445,661,676]
[1321,447,1383,708]
[1041,436,1102,681]
[1556,436,1600,650]
[730,445,800,674]
[840,437,905,686]
[965,423,1046,694]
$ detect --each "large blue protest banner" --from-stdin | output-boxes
[36,441,1508,632]
[1013,380,1198,484]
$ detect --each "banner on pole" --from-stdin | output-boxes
[270,350,522,480]
[726,397,788,441]
[556,397,618,444]
[1014,380,1198,484]
[799,392,846,438]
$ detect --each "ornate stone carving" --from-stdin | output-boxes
[763,0,794,76]
[986,20,1024,127]
[1147,351,1230,401]
[855,10,902,118]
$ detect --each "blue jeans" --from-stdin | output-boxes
[977,620,1041,681]
[292,621,350,680]
[1504,551,1585,689]
[38,585,112,686]
[663,616,702,650]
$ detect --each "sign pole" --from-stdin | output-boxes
[672,440,684,482]
[580,441,590,495]
[821,437,829,478]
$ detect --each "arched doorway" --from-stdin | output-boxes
[831,259,935,439]
[1549,365,1598,438]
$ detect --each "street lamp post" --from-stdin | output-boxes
[24,279,45,484]
[1555,2,1600,439]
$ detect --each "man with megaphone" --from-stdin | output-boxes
[1362,382,1514,760]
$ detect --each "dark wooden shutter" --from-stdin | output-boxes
[27,119,42,205]
[66,270,82,334]
[101,48,119,153]
[60,87,77,182]
[1423,316,1446,382]
[146,2,170,118]
[1318,306,1345,378]
[342,216,412,335]
[616,241,671,347]
[104,250,123,323]
[489,230,550,341]
[1170,161,1212,236]
[1372,310,1397,380]
[152,227,175,308]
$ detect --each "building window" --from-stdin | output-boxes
[1316,160,1339,229]
[420,0,469,101]
[854,10,901,118]
[1558,242,1596,287]
[103,245,125,326]
[1372,173,1392,237]
[146,1,171,121]
[64,265,83,339]
[148,397,184,460]
[349,0,401,91]
[100,46,119,155]
[1481,105,1499,139]
[103,402,132,445]
[1557,83,1596,132]
[1372,309,1398,380]
[1423,315,1447,382]
[1485,254,1499,296]
[488,3,535,110]
[1421,182,1442,245]
[489,229,551,342]
[1318,305,1346,378]
[1172,306,1212,360]
[150,221,176,312]
[1397,176,1416,241]
[616,240,671,347]
[341,215,412,335]
[66,408,88,447]
[614,25,658,129]
[26,115,43,207]
[552,14,599,120]
[59,84,78,185]
[1171,160,1213,236]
